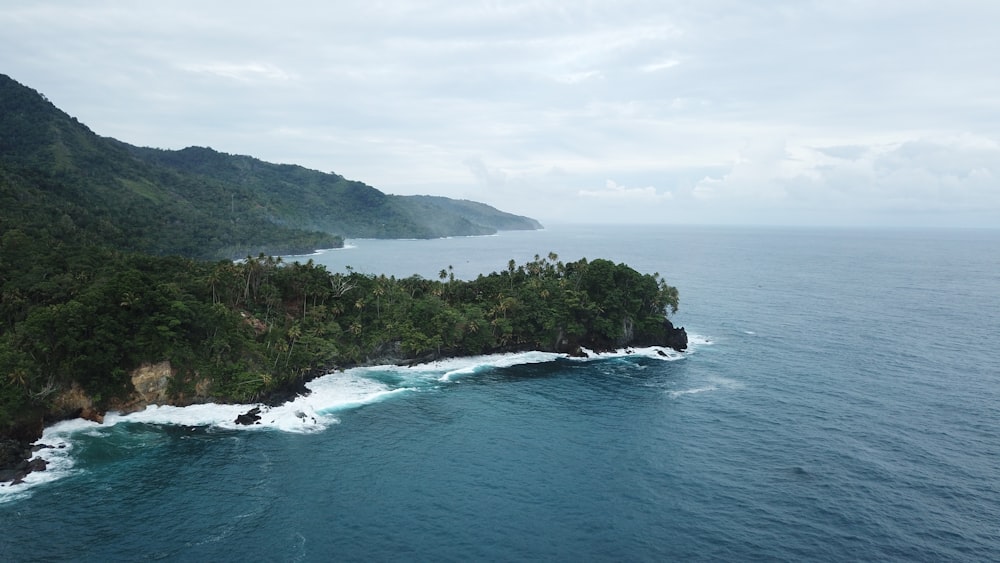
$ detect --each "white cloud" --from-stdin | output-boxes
[553,70,603,84]
[692,176,721,201]
[178,62,295,82]
[639,58,680,73]
[1,1,999,227]
[580,180,673,202]
[686,134,1000,224]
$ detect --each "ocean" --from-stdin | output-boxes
[2,224,999,561]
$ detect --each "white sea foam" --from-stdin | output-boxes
[106,403,252,428]
[687,333,713,347]
[668,386,719,398]
[430,351,563,381]
[0,419,89,503]
[284,243,357,259]
[298,370,411,418]
[3,342,705,499]
[0,370,405,499]
[577,346,688,362]
[668,374,742,399]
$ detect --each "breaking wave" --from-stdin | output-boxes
[2,340,703,502]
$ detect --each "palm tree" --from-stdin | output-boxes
[373,283,385,319]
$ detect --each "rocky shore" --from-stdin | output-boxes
[0,439,48,485]
[2,322,687,483]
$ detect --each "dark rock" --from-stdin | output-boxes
[80,406,105,424]
[663,319,688,352]
[259,365,321,406]
[0,439,29,469]
[235,406,262,426]
[0,455,46,485]
[0,438,34,485]
[367,340,407,366]
[610,317,688,353]
[26,457,46,473]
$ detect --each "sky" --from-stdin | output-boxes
[3,0,1000,228]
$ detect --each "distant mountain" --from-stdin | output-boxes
[122,144,542,240]
[0,74,541,259]
[390,195,543,235]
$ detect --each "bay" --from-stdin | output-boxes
[2,224,999,561]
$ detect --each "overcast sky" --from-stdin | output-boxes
[3,1,1000,227]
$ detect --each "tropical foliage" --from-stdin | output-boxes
[0,72,539,262]
[0,243,680,436]
[0,73,680,444]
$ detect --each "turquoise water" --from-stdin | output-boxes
[2,225,999,561]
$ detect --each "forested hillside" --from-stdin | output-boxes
[124,144,542,240]
[0,76,341,259]
[0,73,541,259]
[0,74,682,480]
[0,249,683,437]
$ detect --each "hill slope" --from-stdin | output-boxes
[0,74,541,259]
[123,144,542,240]
[0,75,683,476]
[389,195,544,236]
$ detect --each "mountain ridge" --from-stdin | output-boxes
[0,73,541,259]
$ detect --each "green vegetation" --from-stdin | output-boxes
[0,73,540,261]
[0,245,681,438]
[0,73,681,449]
[125,145,542,240]
[0,76,343,259]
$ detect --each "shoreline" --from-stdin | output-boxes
[0,335,690,489]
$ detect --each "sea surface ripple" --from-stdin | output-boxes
[2,225,998,561]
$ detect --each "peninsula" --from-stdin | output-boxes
[0,75,685,484]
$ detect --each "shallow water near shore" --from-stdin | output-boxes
[2,224,999,561]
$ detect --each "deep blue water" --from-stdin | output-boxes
[2,225,999,561]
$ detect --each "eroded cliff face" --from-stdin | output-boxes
[2,361,217,481]
[131,361,174,405]
[111,361,213,413]
[51,383,103,423]
[42,362,216,426]
[48,362,182,423]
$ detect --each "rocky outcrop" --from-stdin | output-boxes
[0,436,50,485]
[621,317,687,352]
[0,451,47,485]
[0,412,45,484]
[109,361,213,413]
[3,361,192,484]
[50,383,96,421]
[0,439,31,475]
[235,406,262,425]
[131,361,174,405]
[79,406,104,424]
[2,383,98,484]
[556,317,687,355]
[2,314,689,485]
[663,319,689,351]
